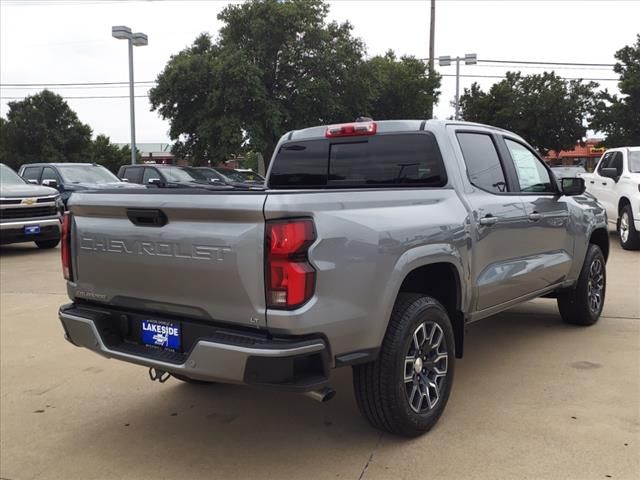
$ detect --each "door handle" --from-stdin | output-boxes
[601,182,607,186]
[589,180,595,184]
[528,212,543,222]
[479,215,498,226]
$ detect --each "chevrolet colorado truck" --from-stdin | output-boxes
[58,120,609,437]
[1,163,62,248]
[580,147,640,250]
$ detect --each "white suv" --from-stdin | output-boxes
[582,147,640,250]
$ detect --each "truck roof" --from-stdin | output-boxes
[286,119,513,142]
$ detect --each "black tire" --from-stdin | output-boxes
[353,294,455,437]
[618,204,640,250]
[557,244,606,326]
[35,238,60,249]
[171,373,215,385]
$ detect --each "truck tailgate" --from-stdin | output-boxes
[68,192,267,328]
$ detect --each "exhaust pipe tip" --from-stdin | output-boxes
[304,386,336,403]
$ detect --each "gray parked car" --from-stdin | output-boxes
[58,120,608,436]
[0,163,62,248]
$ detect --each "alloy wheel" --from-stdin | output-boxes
[587,257,604,314]
[403,321,449,414]
[620,212,630,244]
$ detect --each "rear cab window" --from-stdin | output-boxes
[456,132,508,194]
[269,133,447,189]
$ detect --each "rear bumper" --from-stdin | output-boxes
[0,218,60,244]
[59,303,330,391]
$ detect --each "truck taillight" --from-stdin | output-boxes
[61,212,73,281]
[266,219,316,309]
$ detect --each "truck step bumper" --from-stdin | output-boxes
[59,304,330,391]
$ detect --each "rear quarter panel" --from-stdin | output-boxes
[264,189,469,359]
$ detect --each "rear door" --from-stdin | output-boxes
[501,137,573,291]
[454,130,532,311]
[598,151,623,221]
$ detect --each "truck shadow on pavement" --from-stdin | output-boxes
[0,243,57,257]
[52,304,595,477]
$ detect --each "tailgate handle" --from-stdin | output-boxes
[126,209,167,227]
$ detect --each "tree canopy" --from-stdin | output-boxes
[150,0,440,165]
[591,34,640,146]
[1,90,93,169]
[1,90,132,172]
[459,72,597,155]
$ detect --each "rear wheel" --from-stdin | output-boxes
[618,205,640,250]
[557,244,606,326]
[35,238,60,249]
[353,294,455,437]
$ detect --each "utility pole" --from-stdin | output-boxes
[428,0,435,118]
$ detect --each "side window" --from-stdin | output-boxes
[597,153,613,174]
[457,132,508,194]
[609,152,623,175]
[122,167,143,184]
[142,167,160,184]
[504,139,554,193]
[22,166,42,183]
[41,167,60,183]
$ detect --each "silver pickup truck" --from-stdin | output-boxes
[58,120,608,436]
[1,163,62,248]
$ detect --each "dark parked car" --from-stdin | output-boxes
[118,164,211,188]
[18,163,142,208]
[189,167,263,187]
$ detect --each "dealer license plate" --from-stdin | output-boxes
[141,319,181,350]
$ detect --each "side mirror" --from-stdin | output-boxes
[209,178,220,183]
[42,179,58,189]
[560,177,586,196]
[147,178,163,186]
[600,168,620,180]
[121,178,130,182]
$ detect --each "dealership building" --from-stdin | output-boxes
[545,138,605,171]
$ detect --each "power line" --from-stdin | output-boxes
[479,59,615,67]
[0,81,156,87]
[0,95,150,100]
[441,74,617,82]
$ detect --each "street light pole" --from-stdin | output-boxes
[438,53,477,120]
[127,38,137,166]
[112,26,148,165]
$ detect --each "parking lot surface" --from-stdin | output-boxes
[1,234,639,480]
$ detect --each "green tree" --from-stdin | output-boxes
[591,34,640,146]
[90,134,134,173]
[362,51,440,120]
[1,90,93,169]
[151,0,440,166]
[459,72,597,155]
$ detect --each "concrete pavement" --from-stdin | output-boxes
[1,234,638,480]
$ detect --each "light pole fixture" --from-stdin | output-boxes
[438,53,477,120]
[112,25,148,165]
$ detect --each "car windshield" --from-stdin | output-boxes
[214,168,246,182]
[58,165,120,184]
[160,166,202,182]
[629,151,640,173]
[0,164,27,185]
[193,168,226,182]
[180,167,212,182]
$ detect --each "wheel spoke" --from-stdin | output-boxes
[404,357,415,383]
